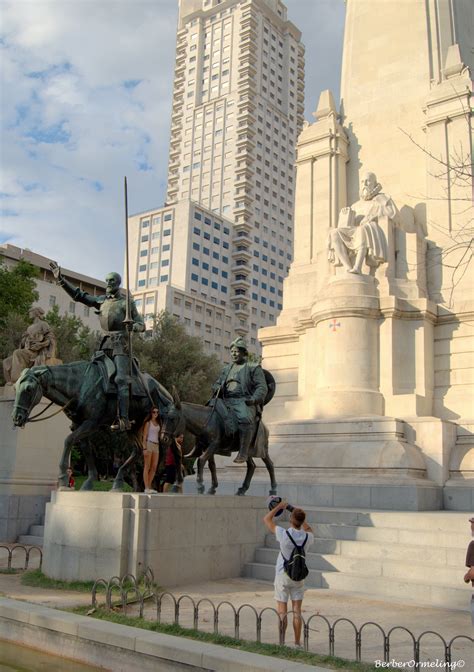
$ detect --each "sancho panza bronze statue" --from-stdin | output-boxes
[50,262,145,430]
[210,337,268,464]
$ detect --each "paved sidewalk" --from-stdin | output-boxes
[0,572,92,610]
[0,571,472,666]
[137,577,473,664]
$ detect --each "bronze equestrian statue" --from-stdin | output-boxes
[160,337,277,496]
[12,264,177,491]
[12,362,173,490]
[49,262,144,431]
[210,336,268,464]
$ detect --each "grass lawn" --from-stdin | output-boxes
[73,475,133,492]
[71,606,376,671]
[21,569,153,593]
[21,569,105,592]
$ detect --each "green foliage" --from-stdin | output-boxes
[45,304,98,363]
[71,607,375,670]
[73,475,133,492]
[134,311,221,404]
[247,351,262,364]
[0,257,39,326]
[0,312,29,363]
[0,258,39,378]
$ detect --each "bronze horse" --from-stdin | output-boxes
[12,362,178,491]
[161,391,278,496]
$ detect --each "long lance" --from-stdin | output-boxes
[123,176,133,380]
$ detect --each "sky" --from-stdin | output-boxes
[0,0,346,280]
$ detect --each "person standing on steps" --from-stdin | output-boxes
[463,516,474,625]
[263,500,314,648]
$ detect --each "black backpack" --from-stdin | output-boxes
[283,530,309,581]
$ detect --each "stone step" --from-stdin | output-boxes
[243,562,469,610]
[314,524,466,548]
[297,508,470,532]
[264,534,465,566]
[29,525,45,537]
[17,535,43,547]
[255,547,463,587]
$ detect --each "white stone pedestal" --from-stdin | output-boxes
[197,417,442,510]
[42,492,267,584]
[0,386,68,541]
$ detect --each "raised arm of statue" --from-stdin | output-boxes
[50,262,100,309]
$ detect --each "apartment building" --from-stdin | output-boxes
[0,244,105,331]
[130,0,304,355]
[129,200,235,357]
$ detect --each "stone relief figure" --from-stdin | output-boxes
[3,307,59,384]
[328,171,399,274]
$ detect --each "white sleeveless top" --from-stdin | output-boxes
[146,422,159,443]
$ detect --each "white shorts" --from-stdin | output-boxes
[274,571,305,603]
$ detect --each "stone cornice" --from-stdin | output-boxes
[379,305,438,324]
[310,306,381,326]
[258,326,298,345]
[436,309,474,325]
[424,109,471,127]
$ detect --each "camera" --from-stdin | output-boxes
[267,496,295,517]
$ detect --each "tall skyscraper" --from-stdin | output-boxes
[130,0,304,355]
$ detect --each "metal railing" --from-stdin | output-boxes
[90,570,473,664]
[0,544,43,570]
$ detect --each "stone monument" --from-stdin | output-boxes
[252,0,473,510]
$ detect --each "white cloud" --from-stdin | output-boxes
[0,0,345,280]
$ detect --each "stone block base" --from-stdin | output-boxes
[183,476,442,510]
[184,416,445,510]
[0,388,68,541]
[443,480,474,510]
[0,494,50,542]
[43,491,267,584]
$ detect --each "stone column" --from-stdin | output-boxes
[307,275,383,418]
[279,90,349,320]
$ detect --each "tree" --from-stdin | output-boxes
[0,258,40,380]
[0,257,39,326]
[134,311,221,404]
[44,304,98,363]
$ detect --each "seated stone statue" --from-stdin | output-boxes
[3,307,59,384]
[328,171,399,274]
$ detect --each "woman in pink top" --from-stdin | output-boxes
[141,407,161,494]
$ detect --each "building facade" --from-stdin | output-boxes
[130,0,304,356]
[0,244,105,331]
[129,200,235,357]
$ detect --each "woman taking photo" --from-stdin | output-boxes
[141,407,161,494]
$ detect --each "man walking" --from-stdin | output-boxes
[463,516,474,624]
[263,500,314,647]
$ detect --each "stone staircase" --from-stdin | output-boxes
[17,523,44,547]
[244,508,471,610]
